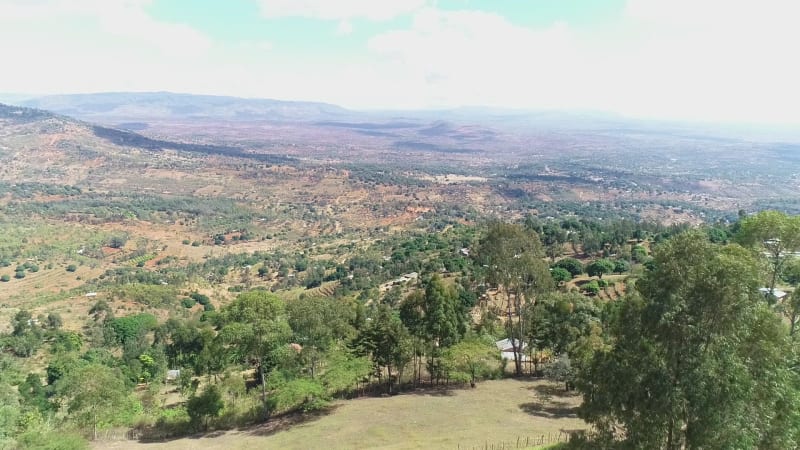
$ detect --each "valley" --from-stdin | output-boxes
[1,94,799,449]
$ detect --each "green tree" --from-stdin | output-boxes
[107,313,157,346]
[585,259,614,279]
[56,363,131,440]
[50,331,83,354]
[736,210,800,294]
[525,292,602,359]
[781,258,800,336]
[46,312,63,330]
[550,267,572,283]
[287,296,355,378]
[783,291,800,337]
[0,382,21,447]
[88,300,113,322]
[220,372,247,411]
[783,257,800,285]
[108,235,127,249]
[539,223,567,262]
[474,222,553,375]
[12,309,34,336]
[187,384,224,430]
[319,347,372,395]
[355,304,412,393]
[441,334,500,386]
[19,373,52,415]
[266,375,327,414]
[631,245,649,263]
[543,353,574,391]
[399,276,466,383]
[420,275,466,349]
[612,259,630,274]
[577,232,800,449]
[217,291,292,418]
[552,257,583,277]
[156,318,209,373]
[177,370,196,398]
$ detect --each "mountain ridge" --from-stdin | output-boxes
[18,91,354,123]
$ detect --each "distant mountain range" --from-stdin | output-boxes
[3,91,800,142]
[3,91,629,128]
[13,92,354,123]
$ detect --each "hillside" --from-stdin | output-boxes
[2,100,800,450]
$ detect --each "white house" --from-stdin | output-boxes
[759,287,789,301]
[495,338,529,361]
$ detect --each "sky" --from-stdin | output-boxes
[1,0,799,124]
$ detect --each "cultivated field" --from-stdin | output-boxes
[97,379,586,450]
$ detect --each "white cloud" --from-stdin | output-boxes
[2,0,800,124]
[0,0,210,57]
[358,1,800,123]
[614,0,800,123]
[258,0,428,21]
[365,8,593,109]
[336,20,354,36]
[0,0,216,94]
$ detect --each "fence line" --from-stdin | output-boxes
[458,431,572,450]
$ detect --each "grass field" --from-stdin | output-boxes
[96,379,586,450]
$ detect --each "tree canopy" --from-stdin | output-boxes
[577,232,800,448]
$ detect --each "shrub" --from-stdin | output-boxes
[189,293,210,305]
[14,271,26,279]
[187,385,224,429]
[107,313,158,345]
[552,258,583,277]
[181,298,196,308]
[613,259,630,274]
[583,280,600,295]
[586,259,614,279]
[109,235,128,249]
[632,245,649,263]
[551,267,572,283]
[0,274,9,282]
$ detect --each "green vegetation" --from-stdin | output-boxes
[578,232,800,448]
[2,109,799,448]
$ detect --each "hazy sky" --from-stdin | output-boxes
[2,0,799,124]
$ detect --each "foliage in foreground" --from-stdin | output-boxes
[576,232,800,449]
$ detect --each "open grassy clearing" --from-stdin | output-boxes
[97,379,586,450]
